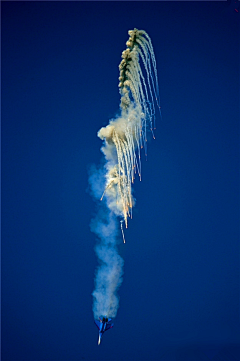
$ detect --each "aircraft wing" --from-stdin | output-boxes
[94,320,101,330]
[105,323,114,331]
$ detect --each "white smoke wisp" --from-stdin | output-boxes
[89,168,124,319]
[91,211,124,319]
[90,28,160,319]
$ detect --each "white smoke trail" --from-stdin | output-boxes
[90,209,124,318]
[90,29,160,319]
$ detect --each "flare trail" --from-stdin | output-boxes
[90,28,160,320]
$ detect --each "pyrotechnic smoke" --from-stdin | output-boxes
[90,29,160,319]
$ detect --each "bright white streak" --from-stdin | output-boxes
[120,221,126,243]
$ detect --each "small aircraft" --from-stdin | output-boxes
[94,316,114,345]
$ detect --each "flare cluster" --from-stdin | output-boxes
[90,29,160,319]
[98,28,160,228]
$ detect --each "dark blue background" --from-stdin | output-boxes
[2,2,239,360]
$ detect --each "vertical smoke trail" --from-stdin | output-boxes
[90,29,160,319]
[89,166,124,319]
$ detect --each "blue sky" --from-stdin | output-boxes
[2,2,239,360]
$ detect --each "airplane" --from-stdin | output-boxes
[94,316,114,345]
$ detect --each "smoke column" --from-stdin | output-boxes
[90,29,160,319]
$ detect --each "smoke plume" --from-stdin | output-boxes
[89,29,160,319]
